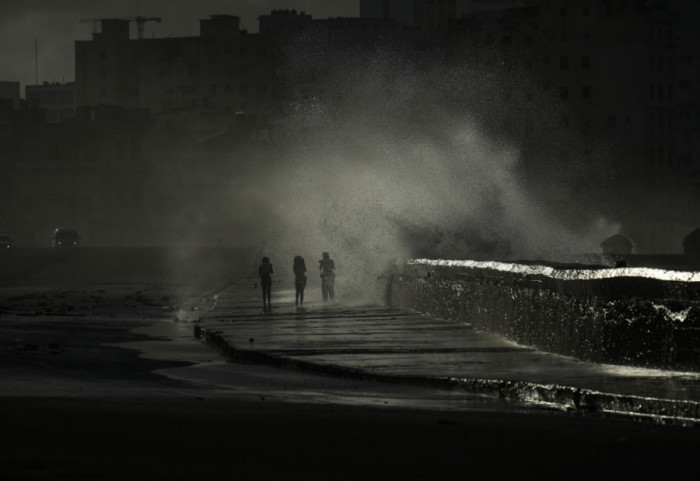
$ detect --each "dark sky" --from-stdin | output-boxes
[0,0,358,92]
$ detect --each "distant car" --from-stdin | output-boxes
[0,235,13,248]
[52,228,80,247]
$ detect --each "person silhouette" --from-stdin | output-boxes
[258,256,273,311]
[319,251,335,302]
[293,255,307,306]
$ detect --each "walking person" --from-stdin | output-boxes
[293,255,307,306]
[258,256,273,311]
[319,251,335,302]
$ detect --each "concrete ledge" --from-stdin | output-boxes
[392,259,700,371]
[194,324,700,425]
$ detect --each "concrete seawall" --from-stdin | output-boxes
[392,260,700,371]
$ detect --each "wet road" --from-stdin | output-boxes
[0,283,531,413]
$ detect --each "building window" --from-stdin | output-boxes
[560,56,569,69]
[560,87,568,100]
[582,119,591,134]
[582,85,591,99]
[581,56,591,69]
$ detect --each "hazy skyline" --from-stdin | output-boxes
[0,0,358,93]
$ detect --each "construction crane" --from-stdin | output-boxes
[79,16,161,39]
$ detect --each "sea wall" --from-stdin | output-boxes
[391,260,700,371]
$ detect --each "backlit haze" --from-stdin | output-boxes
[214,45,619,295]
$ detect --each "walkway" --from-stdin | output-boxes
[189,278,700,424]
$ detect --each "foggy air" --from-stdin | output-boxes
[2,3,700,479]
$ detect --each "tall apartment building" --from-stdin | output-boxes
[674,8,700,240]
[75,16,275,122]
[446,0,686,253]
[66,3,698,252]
[258,9,313,34]
[359,0,527,27]
[361,0,459,28]
[25,82,76,123]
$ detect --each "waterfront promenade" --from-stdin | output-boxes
[191,277,700,424]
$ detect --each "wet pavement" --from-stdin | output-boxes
[190,278,700,425]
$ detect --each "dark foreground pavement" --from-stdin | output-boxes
[3,396,699,481]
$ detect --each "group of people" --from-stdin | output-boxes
[258,251,335,311]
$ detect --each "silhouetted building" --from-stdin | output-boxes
[0,81,20,139]
[360,0,534,28]
[25,82,76,123]
[0,81,20,109]
[682,228,700,255]
[674,4,700,245]
[258,9,312,34]
[601,234,634,255]
[5,4,697,252]
[75,16,275,122]
[444,1,690,253]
